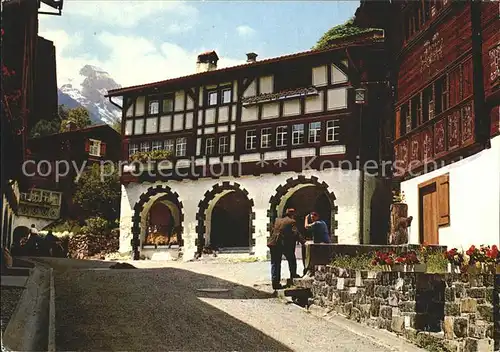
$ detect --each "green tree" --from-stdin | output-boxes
[30,118,62,138]
[111,120,121,134]
[313,18,378,50]
[60,106,92,132]
[73,163,121,221]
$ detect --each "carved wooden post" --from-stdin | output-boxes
[389,202,408,244]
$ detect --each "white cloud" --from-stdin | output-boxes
[39,30,246,88]
[236,25,256,37]
[56,0,199,30]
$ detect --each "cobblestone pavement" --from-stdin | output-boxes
[36,258,422,351]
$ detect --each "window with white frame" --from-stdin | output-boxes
[222,88,231,104]
[208,91,218,106]
[205,137,215,155]
[176,137,187,157]
[245,130,257,150]
[326,120,340,142]
[140,141,150,152]
[292,124,304,145]
[152,141,163,150]
[308,121,321,143]
[148,100,159,115]
[261,128,272,148]
[164,139,174,152]
[276,126,287,147]
[219,136,229,154]
[89,139,101,156]
[129,143,139,157]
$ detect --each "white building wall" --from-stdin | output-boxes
[401,135,500,249]
[119,168,363,260]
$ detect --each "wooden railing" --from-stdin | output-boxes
[393,99,475,177]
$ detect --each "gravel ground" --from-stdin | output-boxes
[0,287,24,334]
[47,257,393,352]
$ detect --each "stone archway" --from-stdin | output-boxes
[196,181,255,251]
[131,185,184,260]
[268,175,338,241]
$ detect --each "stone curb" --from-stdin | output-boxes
[48,268,56,352]
[3,259,55,352]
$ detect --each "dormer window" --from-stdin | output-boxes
[208,91,218,106]
[222,88,231,104]
[148,100,159,115]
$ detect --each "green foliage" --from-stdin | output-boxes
[73,163,121,221]
[80,217,111,236]
[331,253,382,271]
[313,18,378,50]
[30,118,62,138]
[45,220,82,234]
[58,104,70,120]
[60,106,92,132]
[426,252,449,273]
[111,121,121,134]
[129,149,172,162]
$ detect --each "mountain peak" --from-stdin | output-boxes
[58,65,122,125]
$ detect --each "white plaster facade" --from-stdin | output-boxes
[401,135,500,249]
[119,168,368,260]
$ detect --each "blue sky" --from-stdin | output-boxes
[39,0,359,88]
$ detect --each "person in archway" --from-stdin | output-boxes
[44,230,58,257]
[304,212,331,244]
[25,224,41,256]
[268,208,306,290]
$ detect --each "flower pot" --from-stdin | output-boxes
[392,264,405,272]
[448,263,461,274]
[404,263,427,272]
[380,265,392,271]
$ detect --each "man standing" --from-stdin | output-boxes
[304,212,330,243]
[268,208,305,290]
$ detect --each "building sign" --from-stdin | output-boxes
[420,33,444,74]
[489,44,500,86]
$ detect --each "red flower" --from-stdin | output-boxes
[1,28,4,36]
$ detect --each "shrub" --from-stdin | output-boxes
[80,217,110,236]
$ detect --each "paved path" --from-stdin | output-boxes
[34,258,423,352]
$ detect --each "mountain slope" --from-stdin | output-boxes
[58,65,122,125]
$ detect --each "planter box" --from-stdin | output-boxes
[448,263,461,274]
[404,263,427,272]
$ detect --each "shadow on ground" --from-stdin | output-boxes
[34,258,291,351]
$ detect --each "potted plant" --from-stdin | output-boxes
[482,245,499,274]
[396,250,426,272]
[444,248,464,274]
[371,251,396,271]
[465,245,485,273]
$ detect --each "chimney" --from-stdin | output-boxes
[246,52,258,63]
[196,51,219,73]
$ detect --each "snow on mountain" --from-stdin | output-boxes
[57,65,122,125]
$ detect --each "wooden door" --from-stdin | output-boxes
[419,183,439,244]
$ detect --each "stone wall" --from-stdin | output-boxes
[295,265,498,352]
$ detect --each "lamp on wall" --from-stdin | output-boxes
[355,88,367,105]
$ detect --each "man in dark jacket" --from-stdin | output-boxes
[268,208,305,290]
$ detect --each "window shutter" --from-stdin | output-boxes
[100,142,107,156]
[437,174,450,226]
[395,108,401,139]
[84,139,90,152]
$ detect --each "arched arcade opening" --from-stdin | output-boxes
[269,176,338,241]
[131,185,184,258]
[196,182,255,251]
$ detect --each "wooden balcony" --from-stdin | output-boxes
[393,98,475,177]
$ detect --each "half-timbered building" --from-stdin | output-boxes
[106,30,394,260]
[356,0,500,249]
